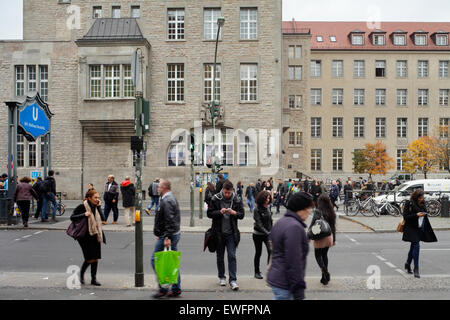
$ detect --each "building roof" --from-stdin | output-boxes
[78,18,145,42]
[283,21,450,50]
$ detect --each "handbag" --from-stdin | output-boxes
[66,217,88,240]
[396,217,405,233]
[154,247,181,285]
[307,210,332,240]
[203,227,217,253]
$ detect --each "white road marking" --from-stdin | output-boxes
[375,255,387,261]
[385,262,396,268]
[22,235,32,239]
[422,249,450,251]
[345,235,360,244]
[34,231,43,235]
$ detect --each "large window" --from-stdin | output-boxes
[240,8,257,40]
[15,65,25,96]
[332,149,343,171]
[204,8,222,40]
[168,9,185,40]
[240,64,258,102]
[288,45,302,59]
[123,65,134,98]
[288,66,302,80]
[17,135,24,168]
[418,118,429,137]
[89,65,101,98]
[394,34,406,45]
[418,60,429,78]
[15,65,49,101]
[27,66,36,92]
[397,60,407,78]
[354,60,365,78]
[168,64,185,102]
[415,34,427,46]
[354,89,365,105]
[397,89,407,106]
[397,118,407,138]
[440,61,449,78]
[354,117,365,138]
[204,129,234,166]
[397,149,407,171]
[28,140,37,167]
[311,117,321,138]
[204,64,221,102]
[375,60,386,77]
[311,149,322,171]
[440,89,449,106]
[104,65,120,98]
[418,89,429,106]
[332,117,343,138]
[310,89,322,105]
[332,89,343,105]
[332,60,344,78]
[375,89,386,106]
[376,117,386,138]
[288,95,302,109]
[288,131,303,146]
[112,6,121,18]
[39,65,48,102]
[440,118,450,138]
[311,60,321,77]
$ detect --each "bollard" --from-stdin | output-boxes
[441,195,449,218]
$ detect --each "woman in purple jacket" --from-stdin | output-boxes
[14,176,39,228]
[267,192,314,300]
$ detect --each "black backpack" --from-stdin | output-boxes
[41,179,52,194]
[148,183,154,197]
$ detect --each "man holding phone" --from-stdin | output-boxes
[207,180,245,291]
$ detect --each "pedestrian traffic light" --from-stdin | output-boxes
[189,133,195,152]
[210,100,220,119]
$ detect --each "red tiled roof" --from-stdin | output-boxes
[283,21,450,50]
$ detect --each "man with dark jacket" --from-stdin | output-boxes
[215,174,225,194]
[207,180,245,291]
[103,175,119,224]
[267,192,314,300]
[146,178,160,215]
[245,183,256,213]
[33,177,44,219]
[152,179,181,298]
[41,170,58,222]
[120,176,136,227]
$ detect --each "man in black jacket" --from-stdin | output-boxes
[33,177,44,219]
[215,174,225,194]
[41,170,58,222]
[151,179,182,298]
[103,175,119,224]
[207,180,245,291]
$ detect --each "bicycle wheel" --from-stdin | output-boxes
[386,203,401,217]
[56,203,66,216]
[345,200,358,216]
[360,200,375,217]
[370,200,380,217]
[426,199,441,217]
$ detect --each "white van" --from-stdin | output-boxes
[374,179,450,204]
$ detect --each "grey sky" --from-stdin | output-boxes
[1,0,450,40]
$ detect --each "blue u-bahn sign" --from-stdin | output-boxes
[18,93,53,141]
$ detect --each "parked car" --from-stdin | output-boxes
[389,173,414,185]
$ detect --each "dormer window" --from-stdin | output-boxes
[373,34,385,45]
[316,36,323,42]
[415,34,427,46]
[393,34,406,45]
[437,34,448,46]
[330,36,337,42]
[351,34,364,45]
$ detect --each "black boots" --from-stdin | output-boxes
[414,267,420,279]
[254,272,263,280]
[80,261,90,285]
[405,263,413,274]
[320,268,329,285]
[90,261,101,286]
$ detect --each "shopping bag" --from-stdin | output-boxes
[13,203,21,217]
[154,248,181,285]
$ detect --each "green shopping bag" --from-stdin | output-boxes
[154,248,181,285]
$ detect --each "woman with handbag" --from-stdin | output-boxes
[253,190,273,280]
[14,176,39,228]
[70,189,106,286]
[310,194,336,285]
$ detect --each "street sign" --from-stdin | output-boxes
[19,101,50,141]
[30,171,42,179]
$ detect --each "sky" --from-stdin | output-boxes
[1,0,450,40]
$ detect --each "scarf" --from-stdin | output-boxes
[83,200,103,243]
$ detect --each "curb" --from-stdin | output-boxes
[338,215,376,232]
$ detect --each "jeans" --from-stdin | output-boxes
[247,197,255,213]
[41,193,57,220]
[34,197,43,219]
[271,286,294,300]
[151,233,181,293]
[216,234,237,283]
[407,242,420,268]
[148,196,160,211]
[275,194,282,213]
[253,234,271,274]
[104,201,119,222]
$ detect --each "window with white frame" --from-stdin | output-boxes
[288,45,302,59]
[354,117,365,138]
[27,66,36,92]
[397,118,407,138]
[288,66,302,80]
[418,89,428,106]
[394,34,406,45]
[375,60,386,77]
[89,65,101,98]
[437,34,449,46]
[296,131,303,146]
[375,89,386,106]
[376,117,386,138]
[238,131,257,166]
[311,117,321,138]
[332,117,343,138]
[397,60,407,77]
[440,89,449,106]
[415,34,427,46]
[93,6,102,18]
[316,36,323,42]
[352,34,364,45]
[28,140,37,167]
[354,60,365,78]
[40,139,45,167]
[288,132,295,146]
[397,149,407,171]
[168,63,185,102]
[204,8,222,40]
[131,6,140,18]
[440,118,450,138]
[418,60,429,77]
[15,65,49,101]
[440,61,449,78]
[112,6,121,18]
[311,149,322,171]
[204,64,221,102]
[168,134,186,167]
[373,34,385,45]
[123,65,134,98]
[104,65,120,98]
[240,64,257,102]
[17,135,24,167]
[332,89,343,105]
[330,36,337,42]
[311,60,321,77]
[397,89,407,106]
[332,60,344,78]
[240,8,257,40]
[39,65,48,102]
[332,149,343,171]
[310,89,322,105]
[168,9,185,40]
[288,95,302,109]
[354,89,365,105]
[15,65,24,96]
[418,118,428,137]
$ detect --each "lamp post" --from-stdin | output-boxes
[210,16,225,186]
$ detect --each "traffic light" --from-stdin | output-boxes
[189,133,195,152]
[210,100,220,119]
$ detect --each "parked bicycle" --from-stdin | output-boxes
[345,192,378,217]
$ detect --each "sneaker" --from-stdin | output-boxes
[230,281,239,291]
[167,290,182,298]
[219,278,226,286]
[152,291,167,299]
[145,209,151,216]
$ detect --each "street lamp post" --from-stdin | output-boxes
[211,17,225,186]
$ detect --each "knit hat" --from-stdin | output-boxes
[287,192,314,212]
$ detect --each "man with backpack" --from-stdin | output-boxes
[41,170,58,222]
[145,179,160,215]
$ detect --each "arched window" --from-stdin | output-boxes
[237,130,257,166]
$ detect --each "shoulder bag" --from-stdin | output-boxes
[307,210,332,240]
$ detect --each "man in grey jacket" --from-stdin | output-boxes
[151,179,181,299]
[145,178,160,215]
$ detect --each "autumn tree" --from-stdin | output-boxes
[362,142,395,179]
[352,149,367,174]
[436,124,450,173]
[402,136,442,179]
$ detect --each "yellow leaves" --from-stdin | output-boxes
[402,136,441,178]
[362,141,395,176]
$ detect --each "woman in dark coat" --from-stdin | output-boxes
[253,190,273,280]
[204,182,216,208]
[311,180,322,207]
[14,176,39,228]
[70,190,106,286]
[402,189,428,278]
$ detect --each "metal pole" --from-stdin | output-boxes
[211,23,221,186]
[7,105,12,197]
[190,154,195,227]
[199,176,203,219]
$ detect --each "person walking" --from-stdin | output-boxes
[14,177,39,228]
[311,180,322,207]
[343,180,353,208]
[267,192,314,300]
[311,195,337,285]
[41,170,58,222]
[204,182,216,208]
[207,180,245,291]
[70,189,106,286]
[274,179,283,214]
[263,181,274,212]
[32,177,44,219]
[120,177,136,227]
[329,180,339,211]
[245,183,256,214]
[151,179,182,298]
[236,181,243,199]
[255,179,263,194]
[253,190,273,280]
[402,189,437,278]
[145,179,160,215]
[215,174,225,194]
[103,175,119,225]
